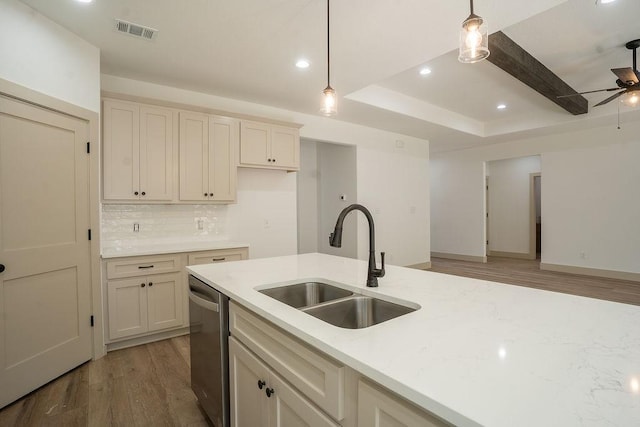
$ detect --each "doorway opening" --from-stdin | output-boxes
[530,173,542,259]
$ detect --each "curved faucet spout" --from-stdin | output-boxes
[329,204,385,287]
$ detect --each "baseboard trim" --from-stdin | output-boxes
[406,261,432,270]
[489,250,535,260]
[431,252,487,263]
[106,326,190,352]
[540,263,640,283]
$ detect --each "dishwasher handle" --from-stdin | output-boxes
[188,287,220,313]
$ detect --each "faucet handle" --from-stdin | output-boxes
[374,251,386,278]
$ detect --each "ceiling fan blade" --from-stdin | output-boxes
[611,67,639,85]
[594,90,626,107]
[557,87,621,98]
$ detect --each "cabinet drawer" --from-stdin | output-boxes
[106,254,181,279]
[187,247,248,266]
[230,302,345,421]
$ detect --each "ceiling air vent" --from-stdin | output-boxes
[114,19,157,41]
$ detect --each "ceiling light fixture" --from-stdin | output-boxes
[497,103,506,110]
[621,92,639,107]
[419,67,432,76]
[75,0,93,3]
[296,59,310,69]
[458,0,490,63]
[595,0,616,5]
[320,0,337,116]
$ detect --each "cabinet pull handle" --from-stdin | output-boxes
[212,257,226,262]
[265,387,274,398]
[138,265,154,269]
[140,283,146,288]
[257,380,266,390]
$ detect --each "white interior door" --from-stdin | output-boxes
[0,95,92,408]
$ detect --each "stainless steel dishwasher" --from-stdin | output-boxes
[188,275,230,427]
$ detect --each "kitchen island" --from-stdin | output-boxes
[187,253,640,426]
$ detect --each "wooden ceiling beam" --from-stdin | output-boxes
[487,31,588,115]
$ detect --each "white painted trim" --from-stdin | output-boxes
[489,250,535,260]
[405,262,432,270]
[540,263,640,283]
[106,327,190,352]
[0,77,104,360]
[431,252,487,263]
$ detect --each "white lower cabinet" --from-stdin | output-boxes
[107,272,182,340]
[229,337,338,427]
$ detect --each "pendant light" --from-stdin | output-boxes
[320,0,337,116]
[458,0,490,63]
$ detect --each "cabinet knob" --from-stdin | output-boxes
[272,158,276,163]
[265,387,274,398]
[209,193,213,197]
[141,191,146,196]
[148,282,153,287]
[257,380,266,390]
[140,283,146,288]
[0,264,5,273]
[134,191,139,196]
[204,193,208,197]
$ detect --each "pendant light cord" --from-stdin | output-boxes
[327,0,331,87]
[469,0,474,15]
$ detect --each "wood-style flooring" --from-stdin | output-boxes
[2,257,638,426]
[429,256,640,306]
[0,335,210,427]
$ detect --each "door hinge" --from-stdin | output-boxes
[90,315,94,327]
[486,240,489,245]
[88,229,92,240]
[86,142,90,153]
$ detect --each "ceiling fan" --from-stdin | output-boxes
[560,39,640,107]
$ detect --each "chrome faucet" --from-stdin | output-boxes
[329,204,385,287]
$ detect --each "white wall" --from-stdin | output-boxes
[102,75,431,267]
[0,0,100,112]
[487,156,540,254]
[297,141,319,254]
[316,143,358,259]
[431,120,640,274]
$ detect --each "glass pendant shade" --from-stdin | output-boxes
[621,92,639,107]
[459,14,489,63]
[321,86,337,116]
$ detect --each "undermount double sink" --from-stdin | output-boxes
[258,281,417,329]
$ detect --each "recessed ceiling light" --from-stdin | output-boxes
[595,0,616,4]
[497,104,507,110]
[75,0,93,3]
[296,59,310,69]
[419,67,432,76]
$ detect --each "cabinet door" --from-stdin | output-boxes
[179,112,209,201]
[270,126,299,170]
[107,277,148,340]
[147,272,183,332]
[140,106,173,201]
[357,379,447,427]
[103,99,140,200]
[229,337,270,427]
[240,121,270,166]
[269,372,339,427]
[209,117,237,202]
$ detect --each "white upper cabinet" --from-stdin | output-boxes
[103,99,174,201]
[179,112,238,203]
[240,120,299,171]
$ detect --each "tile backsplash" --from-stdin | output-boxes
[101,204,229,249]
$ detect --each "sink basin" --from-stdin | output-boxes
[302,296,416,329]
[259,281,353,309]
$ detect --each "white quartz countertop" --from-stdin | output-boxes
[187,253,640,427]
[101,240,249,259]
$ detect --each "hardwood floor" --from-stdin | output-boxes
[430,256,640,306]
[0,335,210,427]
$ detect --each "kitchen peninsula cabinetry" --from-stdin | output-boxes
[239,120,299,171]
[179,112,237,203]
[103,99,175,202]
